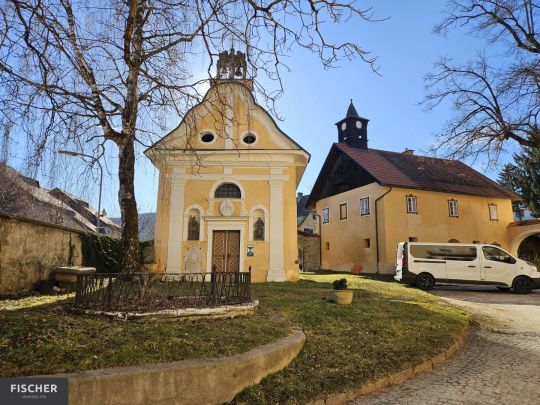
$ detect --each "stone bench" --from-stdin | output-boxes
[54,266,96,285]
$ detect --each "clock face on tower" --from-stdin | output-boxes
[356,121,362,129]
[341,122,347,130]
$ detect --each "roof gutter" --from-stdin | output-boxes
[375,185,393,274]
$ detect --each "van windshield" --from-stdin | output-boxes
[410,245,477,261]
[482,246,516,264]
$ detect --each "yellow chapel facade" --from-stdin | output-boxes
[145,50,309,282]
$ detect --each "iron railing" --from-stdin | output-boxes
[74,271,251,312]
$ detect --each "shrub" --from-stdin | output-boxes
[79,232,123,273]
[332,278,348,290]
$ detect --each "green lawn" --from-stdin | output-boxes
[0,274,469,404]
[233,274,469,404]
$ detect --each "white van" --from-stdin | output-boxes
[395,242,540,294]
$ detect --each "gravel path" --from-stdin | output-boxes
[353,286,540,405]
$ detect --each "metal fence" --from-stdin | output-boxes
[74,271,251,312]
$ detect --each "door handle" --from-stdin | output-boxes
[484,266,492,269]
[468,265,476,268]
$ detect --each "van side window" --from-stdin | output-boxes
[482,246,516,264]
[410,245,477,261]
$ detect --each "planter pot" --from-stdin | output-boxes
[333,289,353,305]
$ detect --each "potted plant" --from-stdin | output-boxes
[333,278,353,305]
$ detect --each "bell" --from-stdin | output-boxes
[234,66,242,77]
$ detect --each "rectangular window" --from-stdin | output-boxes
[409,237,418,242]
[448,199,459,217]
[360,197,370,216]
[322,208,329,224]
[339,203,348,220]
[363,238,371,248]
[406,195,417,213]
[489,204,498,220]
[325,242,330,251]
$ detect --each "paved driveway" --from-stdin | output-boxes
[353,286,540,405]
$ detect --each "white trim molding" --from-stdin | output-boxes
[166,175,186,273]
[268,179,285,281]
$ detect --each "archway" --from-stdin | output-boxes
[517,234,540,267]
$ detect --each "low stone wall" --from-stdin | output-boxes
[298,231,321,272]
[44,330,306,405]
[0,213,83,294]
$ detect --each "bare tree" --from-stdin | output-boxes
[424,0,540,163]
[0,0,380,272]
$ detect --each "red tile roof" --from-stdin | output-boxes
[336,143,518,200]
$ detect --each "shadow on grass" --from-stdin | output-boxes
[233,277,469,405]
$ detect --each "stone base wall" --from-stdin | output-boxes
[298,231,321,272]
[0,213,83,294]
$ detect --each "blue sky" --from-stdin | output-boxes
[8,1,521,217]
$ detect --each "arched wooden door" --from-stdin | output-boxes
[212,230,240,272]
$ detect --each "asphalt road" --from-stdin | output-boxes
[353,285,540,405]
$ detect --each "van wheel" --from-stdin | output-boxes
[416,273,435,291]
[512,277,533,294]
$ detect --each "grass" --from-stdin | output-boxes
[0,293,290,377]
[232,274,469,404]
[0,274,469,404]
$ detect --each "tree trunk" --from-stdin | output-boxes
[118,137,140,273]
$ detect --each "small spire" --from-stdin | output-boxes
[346,100,360,119]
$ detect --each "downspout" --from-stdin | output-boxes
[375,186,393,274]
[313,212,322,270]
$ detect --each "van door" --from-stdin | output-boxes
[480,246,516,285]
[443,245,480,282]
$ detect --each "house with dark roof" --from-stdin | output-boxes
[0,162,120,236]
[296,193,318,234]
[307,102,519,274]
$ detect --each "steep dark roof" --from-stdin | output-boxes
[346,101,360,119]
[316,143,518,200]
[297,194,311,218]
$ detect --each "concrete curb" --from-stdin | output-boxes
[38,330,305,405]
[309,321,471,405]
[77,299,259,320]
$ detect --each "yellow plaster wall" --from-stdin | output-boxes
[378,188,514,273]
[317,184,515,275]
[316,183,387,273]
[283,166,300,281]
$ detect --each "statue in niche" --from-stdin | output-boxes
[188,215,200,240]
[254,217,264,241]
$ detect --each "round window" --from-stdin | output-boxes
[200,133,215,143]
[243,133,257,144]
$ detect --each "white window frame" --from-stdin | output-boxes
[406,195,417,214]
[322,207,329,224]
[339,202,348,220]
[489,204,498,221]
[360,197,370,216]
[448,199,459,217]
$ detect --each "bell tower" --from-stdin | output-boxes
[335,100,369,149]
[212,47,253,90]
